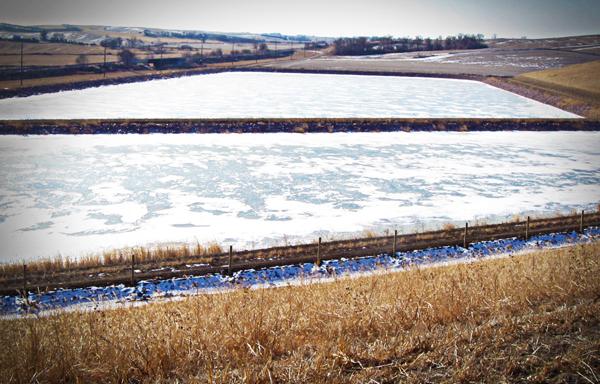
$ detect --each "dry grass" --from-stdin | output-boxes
[500,60,600,118]
[0,41,161,66]
[0,68,179,89]
[0,41,113,55]
[1,242,599,383]
[0,52,183,67]
[441,222,456,231]
[486,75,600,118]
[0,54,118,67]
[517,60,600,98]
[0,242,223,277]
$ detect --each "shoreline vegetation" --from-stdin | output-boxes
[2,210,598,296]
[0,117,598,135]
[1,241,598,382]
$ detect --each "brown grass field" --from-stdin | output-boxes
[486,35,600,50]
[0,242,598,383]
[485,60,600,118]
[517,60,600,99]
[0,39,298,67]
[0,68,188,89]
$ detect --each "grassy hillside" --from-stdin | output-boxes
[517,60,600,98]
[1,242,599,383]
[0,23,301,69]
[509,60,600,118]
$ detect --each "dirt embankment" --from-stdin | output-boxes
[0,67,228,99]
[485,77,598,118]
[237,66,487,80]
[0,118,597,135]
[0,67,487,99]
[485,60,600,118]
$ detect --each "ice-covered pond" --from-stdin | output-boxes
[0,72,580,119]
[1,131,599,262]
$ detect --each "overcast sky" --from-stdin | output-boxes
[2,0,599,38]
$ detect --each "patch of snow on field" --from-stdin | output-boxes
[320,52,461,61]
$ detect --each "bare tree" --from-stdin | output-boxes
[75,54,88,65]
[118,49,137,67]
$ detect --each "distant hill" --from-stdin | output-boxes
[0,22,334,45]
[0,22,80,33]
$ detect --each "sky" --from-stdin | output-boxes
[1,0,599,38]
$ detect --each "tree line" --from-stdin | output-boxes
[333,34,487,55]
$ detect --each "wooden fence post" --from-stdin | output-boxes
[526,216,530,240]
[228,245,233,275]
[580,210,584,233]
[463,222,468,248]
[23,264,27,294]
[131,254,135,286]
[316,237,322,267]
[392,229,397,257]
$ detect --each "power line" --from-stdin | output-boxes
[20,41,24,87]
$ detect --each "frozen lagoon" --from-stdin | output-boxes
[0,72,580,119]
[1,131,599,262]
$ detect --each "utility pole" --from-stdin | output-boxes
[231,42,235,66]
[22,264,27,293]
[20,41,24,87]
[103,45,107,78]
